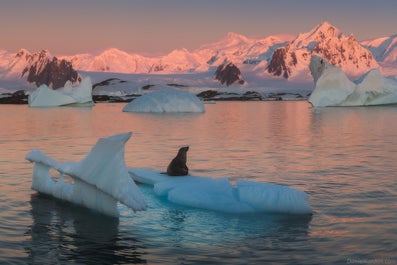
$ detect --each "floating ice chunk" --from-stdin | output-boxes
[26,132,147,217]
[28,77,93,107]
[308,56,397,107]
[122,88,205,113]
[308,56,355,106]
[129,168,311,214]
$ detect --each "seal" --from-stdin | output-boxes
[166,146,189,176]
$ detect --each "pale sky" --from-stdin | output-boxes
[1,0,396,55]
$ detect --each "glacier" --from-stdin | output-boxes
[122,88,205,113]
[129,168,312,215]
[308,55,397,107]
[28,76,93,107]
[26,132,147,217]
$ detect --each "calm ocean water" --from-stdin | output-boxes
[0,101,396,265]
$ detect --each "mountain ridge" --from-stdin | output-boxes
[1,21,397,89]
[0,49,78,88]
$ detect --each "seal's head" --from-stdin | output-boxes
[177,146,189,161]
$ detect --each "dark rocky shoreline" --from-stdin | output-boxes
[0,79,308,104]
[0,89,307,104]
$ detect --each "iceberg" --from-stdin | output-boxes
[25,132,310,216]
[26,132,147,217]
[308,55,397,107]
[28,77,93,107]
[129,168,312,215]
[122,88,205,113]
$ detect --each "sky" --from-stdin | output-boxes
[1,0,396,56]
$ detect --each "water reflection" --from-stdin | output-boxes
[26,190,313,264]
[1,102,395,264]
[162,210,314,264]
[27,194,146,264]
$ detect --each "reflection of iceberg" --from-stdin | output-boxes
[129,168,312,215]
[26,132,147,217]
[122,88,205,113]
[308,55,397,107]
[28,77,93,107]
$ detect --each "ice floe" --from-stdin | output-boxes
[129,168,312,215]
[26,132,311,216]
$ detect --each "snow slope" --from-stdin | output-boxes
[361,35,397,75]
[62,48,154,74]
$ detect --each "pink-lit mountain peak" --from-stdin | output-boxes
[291,21,342,49]
[266,21,379,79]
[198,32,253,51]
[310,21,342,39]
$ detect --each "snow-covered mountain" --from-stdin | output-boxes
[58,32,292,75]
[61,48,153,73]
[1,21,397,92]
[0,49,47,79]
[266,22,378,80]
[194,32,292,68]
[0,49,78,88]
[56,22,383,81]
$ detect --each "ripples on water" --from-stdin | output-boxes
[0,102,396,264]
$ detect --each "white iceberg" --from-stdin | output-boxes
[28,77,93,107]
[122,88,205,113]
[129,168,312,215]
[308,55,397,107]
[26,132,147,217]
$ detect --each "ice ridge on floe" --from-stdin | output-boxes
[26,132,147,217]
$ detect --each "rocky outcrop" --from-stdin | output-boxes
[266,46,297,79]
[20,50,79,89]
[196,89,304,101]
[215,62,245,86]
[0,90,28,104]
